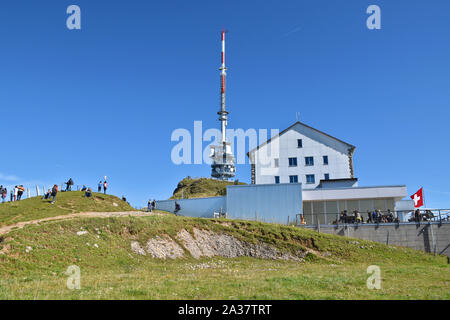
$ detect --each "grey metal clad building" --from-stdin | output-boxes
[226,183,302,224]
[155,183,303,224]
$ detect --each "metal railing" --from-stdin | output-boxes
[296,209,450,227]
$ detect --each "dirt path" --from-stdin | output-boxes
[0,211,158,236]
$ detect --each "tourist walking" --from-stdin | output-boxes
[174,202,181,215]
[50,184,58,204]
[103,181,108,194]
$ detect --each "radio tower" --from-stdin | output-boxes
[210,30,236,180]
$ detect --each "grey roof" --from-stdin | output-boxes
[247,121,356,156]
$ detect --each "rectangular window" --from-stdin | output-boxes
[297,139,303,148]
[305,156,314,166]
[323,156,329,165]
[274,158,279,168]
[306,174,315,184]
[274,176,280,184]
[288,157,297,167]
[324,173,330,180]
[289,175,298,183]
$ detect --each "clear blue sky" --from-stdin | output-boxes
[1,0,449,208]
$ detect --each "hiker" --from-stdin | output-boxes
[17,185,24,201]
[14,186,18,201]
[122,196,127,202]
[103,181,108,194]
[152,200,156,211]
[10,190,13,202]
[98,181,102,193]
[174,202,181,215]
[147,200,152,212]
[1,186,6,203]
[81,185,87,192]
[50,184,58,204]
[83,188,92,198]
[65,178,74,191]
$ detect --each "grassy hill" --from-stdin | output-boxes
[0,210,448,299]
[0,191,135,227]
[170,177,246,199]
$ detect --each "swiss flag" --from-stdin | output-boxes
[410,188,424,208]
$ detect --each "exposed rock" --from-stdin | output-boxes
[77,231,88,236]
[145,235,185,259]
[131,228,306,261]
[131,241,146,256]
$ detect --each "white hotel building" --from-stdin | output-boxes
[247,121,413,224]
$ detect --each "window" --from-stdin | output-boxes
[274,158,279,168]
[297,139,303,148]
[305,156,314,166]
[324,173,330,180]
[323,156,329,165]
[288,157,297,167]
[274,176,280,184]
[306,174,315,184]
[289,175,298,183]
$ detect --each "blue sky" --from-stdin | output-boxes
[0,0,449,208]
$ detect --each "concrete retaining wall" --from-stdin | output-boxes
[303,222,450,256]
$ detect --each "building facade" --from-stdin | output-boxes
[247,122,355,189]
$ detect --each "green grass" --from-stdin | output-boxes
[170,177,246,199]
[0,191,135,227]
[0,214,448,300]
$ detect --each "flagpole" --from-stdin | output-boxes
[422,186,426,208]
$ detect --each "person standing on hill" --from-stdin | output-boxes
[65,178,74,191]
[13,186,18,201]
[10,189,13,202]
[1,187,6,203]
[17,185,24,201]
[147,200,152,212]
[103,181,108,194]
[98,181,102,193]
[50,184,58,204]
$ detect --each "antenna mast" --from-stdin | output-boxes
[210,30,236,180]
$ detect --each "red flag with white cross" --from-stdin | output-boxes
[410,188,424,208]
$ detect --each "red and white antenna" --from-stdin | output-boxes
[210,30,236,180]
[218,30,228,143]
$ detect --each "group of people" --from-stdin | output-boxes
[0,177,111,205]
[98,180,108,194]
[147,199,156,212]
[336,209,399,224]
[0,185,25,203]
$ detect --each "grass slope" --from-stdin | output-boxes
[170,177,246,199]
[0,192,135,227]
[0,214,448,300]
